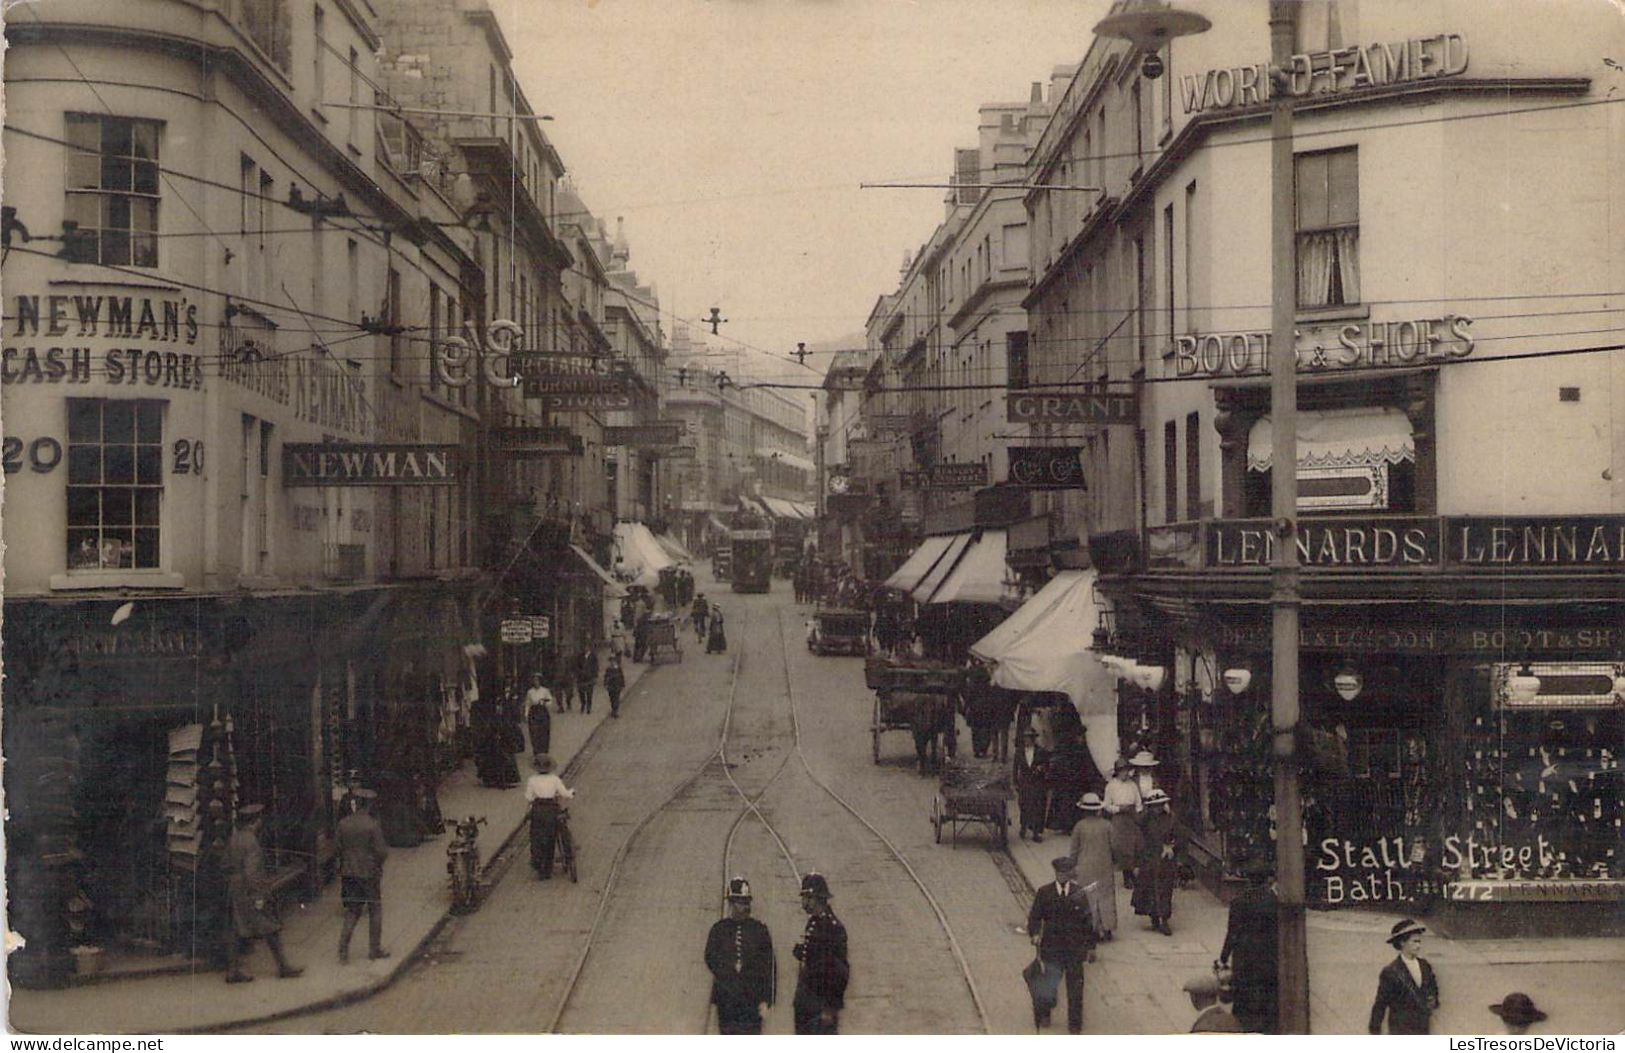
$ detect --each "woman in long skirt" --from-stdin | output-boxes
[1069,792,1118,943]
[1102,759,1143,888]
[1132,789,1179,935]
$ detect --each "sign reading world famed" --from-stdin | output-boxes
[1007,391,1137,426]
[283,444,463,486]
[1180,33,1468,114]
[1007,446,1087,490]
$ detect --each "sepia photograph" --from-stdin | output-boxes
[2,0,1624,1038]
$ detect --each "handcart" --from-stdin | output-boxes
[646,616,683,664]
[931,757,1010,847]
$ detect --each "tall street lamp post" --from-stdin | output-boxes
[1091,0,1307,1032]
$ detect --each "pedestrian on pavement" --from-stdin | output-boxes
[1132,788,1178,935]
[691,592,710,639]
[1103,759,1143,889]
[706,606,728,654]
[1024,855,1095,1034]
[525,754,575,879]
[1068,792,1116,943]
[792,872,848,1034]
[552,653,576,712]
[222,804,303,983]
[1184,972,1244,1033]
[1368,919,1440,1034]
[577,647,599,715]
[1489,993,1547,1035]
[604,655,627,718]
[523,673,554,757]
[705,877,777,1034]
[1013,728,1051,842]
[472,690,519,788]
[1219,857,1279,1033]
[634,608,652,663]
[337,789,390,965]
[1129,749,1162,800]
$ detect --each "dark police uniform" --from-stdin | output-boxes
[705,914,776,1034]
[793,908,849,1034]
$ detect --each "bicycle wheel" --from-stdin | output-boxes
[560,824,578,883]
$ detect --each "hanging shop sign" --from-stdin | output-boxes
[528,615,551,640]
[283,444,463,486]
[867,414,912,437]
[1169,316,1474,379]
[493,426,582,458]
[900,463,988,490]
[499,618,534,644]
[603,423,682,447]
[1007,446,1087,490]
[1006,392,1137,425]
[541,392,638,411]
[516,352,630,400]
[1180,33,1468,114]
[663,445,698,459]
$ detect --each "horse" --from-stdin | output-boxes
[903,691,956,775]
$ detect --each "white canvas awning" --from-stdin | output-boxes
[790,501,816,519]
[924,529,1008,605]
[910,532,973,603]
[971,568,1117,776]
[757,447,815,473]
[1248,407,1415,472]
[569,544,628,598]
[883,535,953,593]
[612,522,675,588]
[761,496,802,520]
[655,532,694,564]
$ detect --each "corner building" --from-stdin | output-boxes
[1025,0,1625,934]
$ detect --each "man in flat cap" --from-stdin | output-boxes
[1185,972,1243,1033]
[704,877,776,1034]
[1024,855,1095,1033]
[337,789,390,964]
[792,872,848,1034]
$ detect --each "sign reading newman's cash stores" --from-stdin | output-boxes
[1169,315,1474,379]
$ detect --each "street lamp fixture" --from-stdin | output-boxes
[1091,1,1211,80]
[1223,668,1253,696]
[1333,669,1364,702]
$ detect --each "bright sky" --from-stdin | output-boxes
[500,0,1106,386]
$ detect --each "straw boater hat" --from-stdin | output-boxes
[534,753,556,774]
[1076,792,1105,812]
[1144,789,1172,807]
[1386,919,1427,947]
[1489,994,1547,1026]
[1130,750,1160,767]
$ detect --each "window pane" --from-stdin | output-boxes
[105,446,134,484]
[1296,153,1329,229]
[102,229,131,266]
[65,116,99,151]
[104,402,135,442]
[103,488,134,525]
[67,154,101,190]
[68,399,101,442]
[135,529,160,568]
[1327,149,1359,226]
[101,532,133,569]
[130,121,158,161]
[104,118,133,158]
[133,161,159,195]
[135,488,161,525]
[68,446,101,484]
[67,486,100,526]
[136,401,163,443]
[102,157,133,192]
[64,193,99,229]
[132,234,158,268]
[136,445,162,483]
[108,195,132,230]
[68,530,102,569]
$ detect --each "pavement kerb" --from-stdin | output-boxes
[180,656,660,1036]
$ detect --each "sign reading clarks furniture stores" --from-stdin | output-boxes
[1007,391,1137,426]
[283,444,463,486]
[1007,446,1087,490]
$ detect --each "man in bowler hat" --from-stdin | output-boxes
[1369,919,1440,1034]
[1218,857,1279,1033]
[337,789,390,964]
[704,877,776,1034]
[792,872,848,1034]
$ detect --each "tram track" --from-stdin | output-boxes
[546,597,991,1035]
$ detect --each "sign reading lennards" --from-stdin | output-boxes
[283,444,462,486]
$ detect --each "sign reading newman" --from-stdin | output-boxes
[283,444,462,486]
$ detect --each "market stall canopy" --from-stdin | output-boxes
[971,568,1117,775]
[761,496,802,521]
[654,532,694,564]
[568,544,628,598]
[756,447,816,474]
[882,534,953,593]
[1247,407,1415,471]
[910,532,973,603]
[612,521,675,588]
[923,529,1008,605]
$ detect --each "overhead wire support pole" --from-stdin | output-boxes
[1267,0,1310,1035]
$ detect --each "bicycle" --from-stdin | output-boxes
[556,808,579,883]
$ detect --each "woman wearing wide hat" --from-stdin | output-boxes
[1131,788,1179,935]
[1067,792,1117,942]
[1368,919,1440,1034]
[1489,993,1546,1035]
[1102,759,1143,888]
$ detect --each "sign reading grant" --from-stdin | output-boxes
[283,444,462,486]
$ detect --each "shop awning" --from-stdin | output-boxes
[969,568,1117,776]
[761,496,801,520]
[708,515,731,535]
[568,544,628,597]
[883,534,953,593]
[923,529,1008,605]
[1247,407,1415,472]
[756,447,815,474]
[911,532,973,603]
[655,532,694,564]
[612,521,675,588]
[790,501,817,520]
[740,497,774,519]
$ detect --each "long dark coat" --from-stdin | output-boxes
[1368,955,1439,1034]
[1220,884,1280,1032]
[706,916,777,1011]
[223,826,281,938]
[1131,809,1178,918]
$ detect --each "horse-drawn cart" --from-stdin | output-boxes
[864,657,964,770]
[931,758,1010,847]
